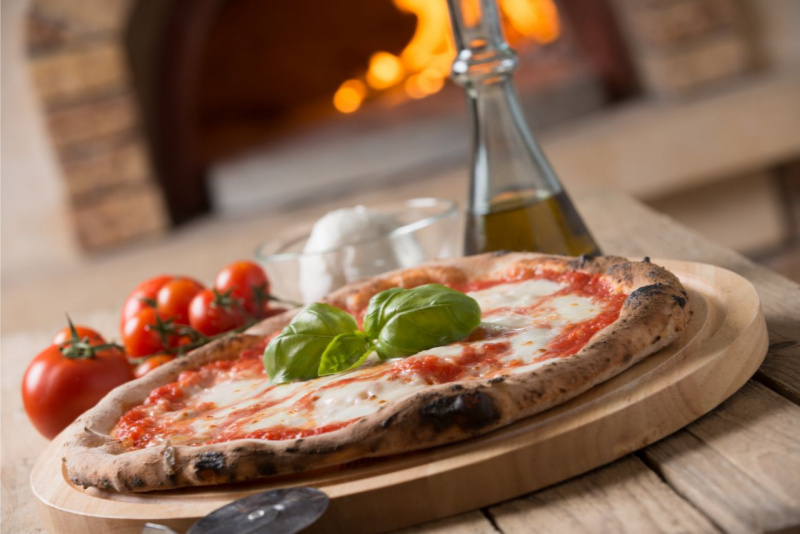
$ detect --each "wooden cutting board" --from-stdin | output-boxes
[31,260,768,533]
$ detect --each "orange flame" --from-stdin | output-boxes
[333,0,561,113]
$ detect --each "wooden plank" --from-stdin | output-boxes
[642,381,800,533]
[398,511,496,534]
[758,343,800,406]
[487,456,717,533]
[1,331,54,534]
[581,190,800,403]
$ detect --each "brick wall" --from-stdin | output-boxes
[611,0,754,97]
[26,0,168,251]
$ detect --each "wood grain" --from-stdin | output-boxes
[581,190,800,404]
[397,511,496,534]
[30,260,768,533]
[643,381,800,533]
[488,456,718,533]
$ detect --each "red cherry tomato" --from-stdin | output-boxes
[122,308,177,359]
[156,278,205,325]
[120,275,173,331]
[22,340,133,439]
[134,354,175,379]
[215,261,270,318]
[188,289,248,336]
[52,325,104,346]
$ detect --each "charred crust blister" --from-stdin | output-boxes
[626,283,667,308]
[256,459,278,476]
[419,391,500,432]
[672,294,687,308]
[193,452,226,475]
[606,263,634,283]
[382,413,399,428]
[488,376,505,384]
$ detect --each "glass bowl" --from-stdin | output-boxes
[255,198,460,304]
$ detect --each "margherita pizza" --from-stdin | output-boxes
[63,252,691,492]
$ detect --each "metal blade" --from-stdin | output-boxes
[187,487,329,534]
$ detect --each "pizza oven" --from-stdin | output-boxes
[25,0,796,255]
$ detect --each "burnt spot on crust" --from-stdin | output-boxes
[193,452,226,478]
[626,283,668,309]
[382,413,399,428]
[489,376,505,384]
[653,335,661,344]
[450,384,464,391]
[672,294,687,308]
[643,256,651,263]
[419,391,500,432]
[312,445,343,455]
[130,477,145,489]
[606,263,634,284]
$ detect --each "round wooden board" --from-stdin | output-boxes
[32,260,768,534]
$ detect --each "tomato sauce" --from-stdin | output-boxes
[543,294,627,359]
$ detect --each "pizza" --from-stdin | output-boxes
[62,252,691,492]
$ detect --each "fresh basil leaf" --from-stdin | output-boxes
[363,284,482,360]
[318,332,372,376]
[263,303,358,383]
[362,287,404,339]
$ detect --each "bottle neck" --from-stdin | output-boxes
[447,0,518,91]
[448,0,563,216]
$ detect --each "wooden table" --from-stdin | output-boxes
[3,189,799,533]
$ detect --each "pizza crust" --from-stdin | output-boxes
[62,252,691,492]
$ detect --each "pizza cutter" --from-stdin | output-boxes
[141,487,329,534]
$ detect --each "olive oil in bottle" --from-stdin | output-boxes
[447,0,601,256]
[465,189,599,256]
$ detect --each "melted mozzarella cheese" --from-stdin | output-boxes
[297,377,430,427]
[547,294,601,323]
[470,278,564,310]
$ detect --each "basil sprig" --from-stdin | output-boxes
[263,284,481,383]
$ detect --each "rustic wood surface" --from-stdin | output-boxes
[3,188,799,533]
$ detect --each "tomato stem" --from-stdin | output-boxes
[60,316,123,359]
